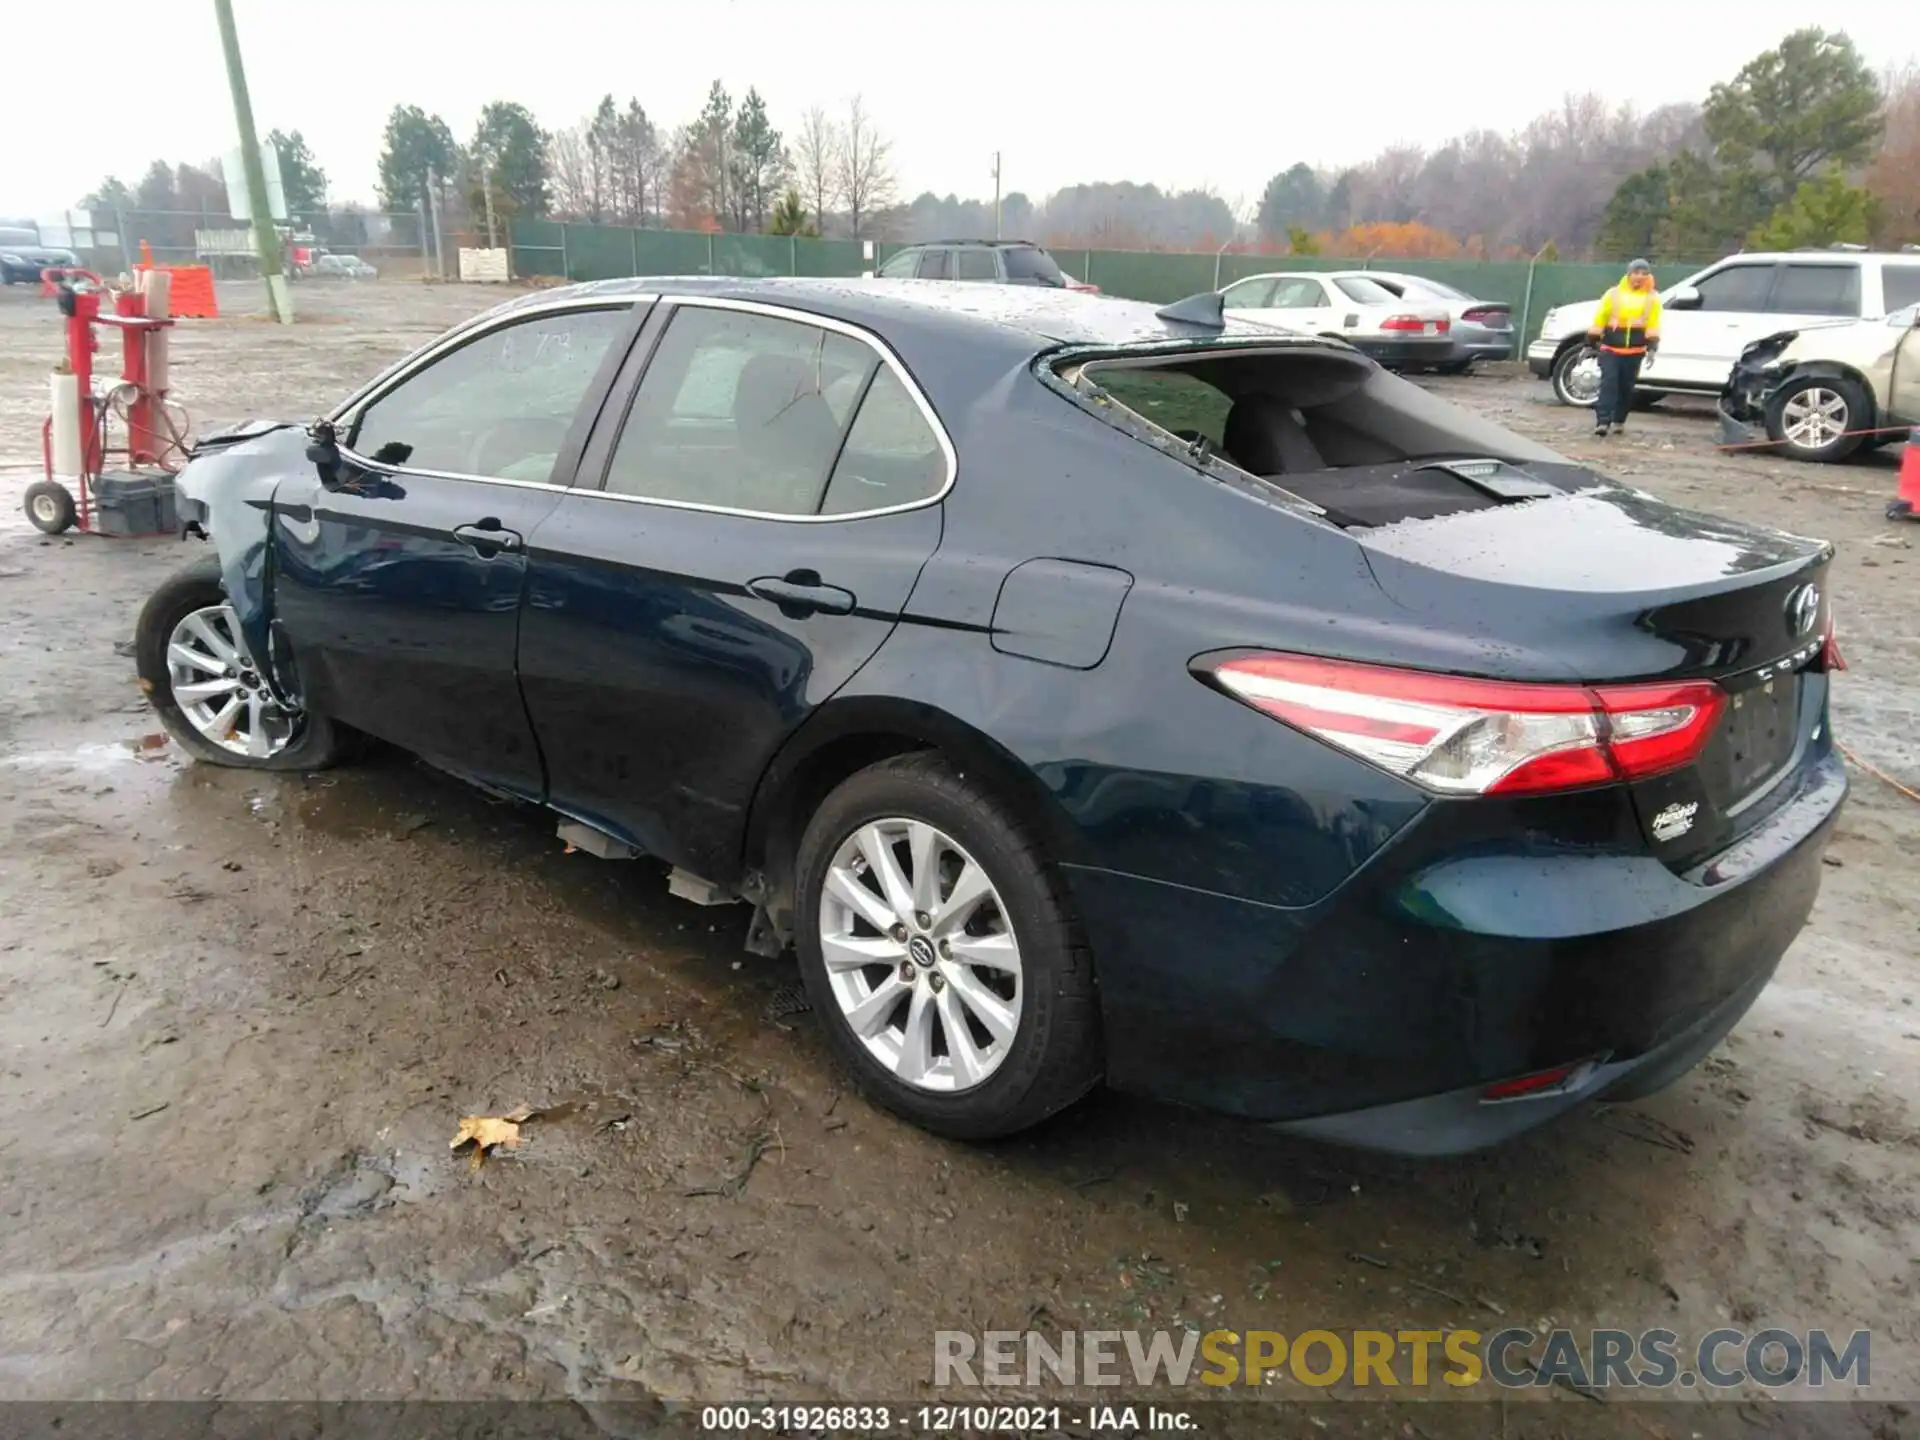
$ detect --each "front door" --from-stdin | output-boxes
[1890,309,1920,425]
[517,298,950,880]
[1648,261,1778,388]
[271,301,638,797]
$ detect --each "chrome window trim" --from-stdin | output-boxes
[574,293,959,525]
[326,296,651,489]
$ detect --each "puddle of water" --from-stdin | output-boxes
[2,737,173,774]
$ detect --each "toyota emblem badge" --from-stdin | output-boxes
[1786,582,1820,638]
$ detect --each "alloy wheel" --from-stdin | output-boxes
[1560,349,1603,405]
[165,604,301,759]
[818,817,1023,1093]
[1780,387,1849,451]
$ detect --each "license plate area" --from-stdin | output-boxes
[1712,674,1802,806]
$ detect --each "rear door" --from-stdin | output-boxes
[516,297,951,879]
[271,299,639,798]
[1765,260,1863,337]
[1649,260,1778,388]
[1232,276,1337,333]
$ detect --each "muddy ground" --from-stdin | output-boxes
[0,279,1917,1437]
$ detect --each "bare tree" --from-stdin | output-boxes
[795,105,838,236]
[1868,63,1920,245]
[547,123,594,219]
[834,95,897,240]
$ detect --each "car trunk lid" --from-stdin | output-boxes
[1354,484,1833,857]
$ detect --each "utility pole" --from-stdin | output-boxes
[992,152,1002,240]
[212,0,292,323]
[426,168,447,279]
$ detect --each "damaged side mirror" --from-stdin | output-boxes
[306,417,345,490]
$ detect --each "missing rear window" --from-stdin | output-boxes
[1058,345,1586,528]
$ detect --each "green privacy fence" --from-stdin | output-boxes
[510,219,1693,346]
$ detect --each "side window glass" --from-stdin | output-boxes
[877,251,918,279]
[916,249,952,280]
[1885,266,1920,312]
[1691,265,1776,312]
[604,306,875,516]
[351,308,627,481]
[1223,278,1274,308]
[953,248,998,281]
[1770,264,1860,317]
[1271,279,1324,309]
[820,365,948,515]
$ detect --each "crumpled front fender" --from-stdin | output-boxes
[173,423,311,697]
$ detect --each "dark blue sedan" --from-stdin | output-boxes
[137,277,1846,1152]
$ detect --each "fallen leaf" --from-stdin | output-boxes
[451,1110,537,1169]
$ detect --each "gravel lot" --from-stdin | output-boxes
[1,279,1916,1435]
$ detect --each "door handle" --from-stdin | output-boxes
[453,519,523,556]
[747,570,856,617]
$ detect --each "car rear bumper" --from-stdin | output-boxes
[1070,746,1845,1153]
[1449,325,1514,363]
[1349,337,1455,365]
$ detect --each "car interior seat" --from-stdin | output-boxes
[733,354,845,510]
[1222,393,1328,476]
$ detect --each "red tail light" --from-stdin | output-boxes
[1203,654,1726,797]
[1380,314,1449,334]
[1460,306,1508,323]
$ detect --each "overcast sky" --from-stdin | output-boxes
[5,0,1915,218]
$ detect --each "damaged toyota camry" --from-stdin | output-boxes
[136,278,1847,1153]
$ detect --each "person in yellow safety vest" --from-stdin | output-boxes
[1586,258,1663,438]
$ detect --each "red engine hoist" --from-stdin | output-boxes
[26,266,190,537]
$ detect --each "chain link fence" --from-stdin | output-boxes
[508,219,1701,345]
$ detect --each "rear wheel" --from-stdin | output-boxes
[1550,343,1602,408]
[1766,376,1868,463]
[793,753,1101,1140]
[1436,360,1474,376]
[135,555,349,770]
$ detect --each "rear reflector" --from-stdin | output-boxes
[1202,653,1726,796]
[1821,614,1847,672]
[1480,1057,1603,1103]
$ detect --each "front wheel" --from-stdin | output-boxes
[793,753,1101,1140]
[135,554,349,770]
[1766,376,1869,463]
[24,480,76,535]
[1550,343,1602,408]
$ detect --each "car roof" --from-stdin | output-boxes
[497,275,1300,352]
[905,239,1047,249]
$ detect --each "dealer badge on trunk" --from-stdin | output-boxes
[1651,800,1700,843]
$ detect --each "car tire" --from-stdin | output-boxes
[135,554,350,771]
[1765,375,1869,463]
[793,752,1101,1140]
[24,480,77,535]
[1550,343,1602,408]
[1436,360,1474,376]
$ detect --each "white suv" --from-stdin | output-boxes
[1530,249,1920,408]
